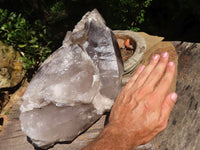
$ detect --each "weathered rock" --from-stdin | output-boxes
[0,42,25,88]
[20,9,123,148]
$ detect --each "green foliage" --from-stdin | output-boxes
[0,8,52,70]
[0,0,153,70]
[49,1,67,24]
[103,0,153,31]
[54,0,153,31]
[0,0,153,51]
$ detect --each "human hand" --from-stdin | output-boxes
[107,52,177,148]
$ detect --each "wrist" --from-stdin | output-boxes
[97,124,136,149]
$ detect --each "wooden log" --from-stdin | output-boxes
[153,42,200,150]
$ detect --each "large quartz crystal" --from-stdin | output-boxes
[20,9,123,148]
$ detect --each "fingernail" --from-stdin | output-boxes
[171,93,177,102]
[168,61,175,67]
[161,52,168,58]
[137,65,145,74]
[139,65,145,71]
[152,54,160,60]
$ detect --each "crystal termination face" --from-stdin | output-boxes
[20,9,123,148]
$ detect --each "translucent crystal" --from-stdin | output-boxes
[20,9,123,148]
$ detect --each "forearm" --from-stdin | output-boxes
[82,124,136,150]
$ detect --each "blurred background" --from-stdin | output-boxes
[0,0,200,71]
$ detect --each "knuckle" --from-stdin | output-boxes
[122,92,139,108]
[125,92,132,99]
[121,92,132,104]
[151,92,161,101]
[152,69,160,76]
[117,91,125,100]
[162,77,169,83]
[143,100,150,111]
[139,71,148,80]
[160,58,168,64]
[146,85,154,93]
[138,85,153,97]
[150,58,158,65]
[128,75,137,84]
[158,119,168,130]
[137,87,146,97]
[162,73,173,84]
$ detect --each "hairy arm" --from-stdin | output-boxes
[83,52,178,150]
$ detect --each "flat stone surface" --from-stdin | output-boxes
[1,41,200,150]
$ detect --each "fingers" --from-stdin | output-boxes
[154,61,176,102]
[159,92,178,126]
[122,52,175,108]
[129,54,160,91]
[142,52,169,93]
[125,65,145,90]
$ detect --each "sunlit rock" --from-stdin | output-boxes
[0,41,25,88]
[20,9,123,148]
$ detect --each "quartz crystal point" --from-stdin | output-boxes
[20,9,123,148]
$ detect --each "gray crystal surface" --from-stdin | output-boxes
[20,9,123,148]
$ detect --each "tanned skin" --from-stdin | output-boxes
[83,52,178,150]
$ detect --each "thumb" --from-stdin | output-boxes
[160,92,178,124]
